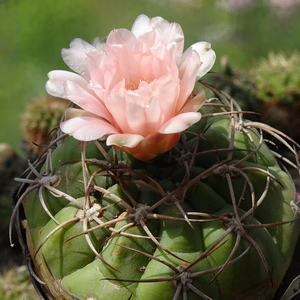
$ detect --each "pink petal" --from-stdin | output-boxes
[158,112,201,134]
[46,70,88,98]
[64,80,113,122]
[104,92,132,133]
[148,75,180,119]
[46,71,113,123]
[61,38,97,78]
[177,48,202,109]
[131,14,184,56]
[190,41,216,80]
[106,133,144,148]
[69,38,97,53]
[60,111,118,141]
[106,29,137,52]
[131,14,164,37]
[125,98,162,136]
[179,90,206,114]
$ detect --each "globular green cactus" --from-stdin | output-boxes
[12,84,300,300]
[21,96,68,159]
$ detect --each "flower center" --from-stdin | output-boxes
[125,77,152,91]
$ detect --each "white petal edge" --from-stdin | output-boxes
[158,112,201,134]
[60,116,118,141]
[61,38,97,77]
[106,133,144,148]
[68,38,96,53]
[131,14,164,38]
[46,70,89,98]
[189,41,216,80]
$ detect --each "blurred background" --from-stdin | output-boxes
[1,0,300,298]
[1,0,300,154]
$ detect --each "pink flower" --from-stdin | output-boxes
[46,14,216,160]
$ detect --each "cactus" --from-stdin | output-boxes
[11,14,300,300]
[21,96,68,159]
[11,82,300,300]
[249,52,300,141]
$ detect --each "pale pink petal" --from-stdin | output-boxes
[131,14,164,37]
[63,80,113,122]
[69,38,97,53]
[147,75,180,120]
[158,112,201,134]
[125,98,162,136]
[46,70,88,98]
[190,41,216,80]
[107,133,144,148]
[60,114,118,141]
[132,15,184,55]
[152,22,184,58]
[179,90,206,114]
[177,48,202,109]
[104,92,131,133]
[85,50,108,87]
[61,38,97,78]
[106,29,137,52]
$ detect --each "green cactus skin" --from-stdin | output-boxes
[14,94,300,300]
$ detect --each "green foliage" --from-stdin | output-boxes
[250,52,300,104]
[0,265,39,300]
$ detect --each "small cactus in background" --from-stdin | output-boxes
[207,56,259,114]
[249,52,300,141]
[21,96,68,159]
[11,14,300,300]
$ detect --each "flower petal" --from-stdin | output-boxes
[61,38,97,78]
[46,70,87,98]
[179,90,206,114]
[106,133,144,148]
[190,41,216,80]
[125,97,162,136]
[46,71,113,123]
[131,14,184,56]
[60,110,118,141]
[64,80,113,122]
[177,48,202,109]
[158,112,201,134]
[131,14,164,38]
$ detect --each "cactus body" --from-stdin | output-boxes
[14,95,300,300]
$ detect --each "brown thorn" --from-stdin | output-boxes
[93,139,111,162]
